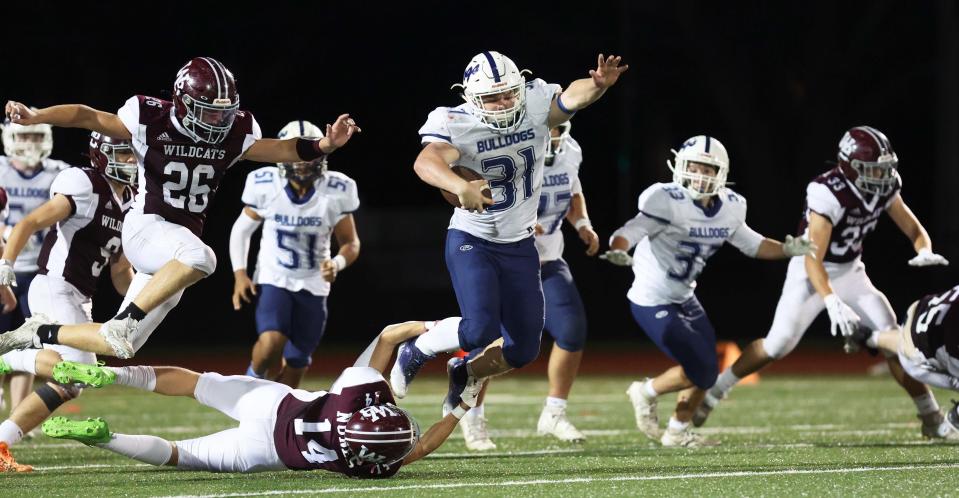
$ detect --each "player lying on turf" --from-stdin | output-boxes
[0,321,480,476]
[848,284,959,407]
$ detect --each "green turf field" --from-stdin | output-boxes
[3,375,959,497]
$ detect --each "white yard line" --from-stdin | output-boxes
[155,463,959,497]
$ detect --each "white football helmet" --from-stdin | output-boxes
[667,135,729,200]
[2,120,53,166]
[545,121,572,166]
[277,119,327,183]
[453,51,531,133]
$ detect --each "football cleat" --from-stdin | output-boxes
[42,416,112,445]
[947,400,959,433]
[52,360,116,388]
[537,404,586,442]
[0,357,11,375]
[0,442,32,472]
[390,338,434,398]
[99,317,137,359]
[443,357,482,414]
[919,411,959,440]
[460,414,497,451]
[626,380,662,439]
[693,391,721,427]
[661,426,719,448]
[0,313,50,355]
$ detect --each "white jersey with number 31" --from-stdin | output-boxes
[418,78,560,243]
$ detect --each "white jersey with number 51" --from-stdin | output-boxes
[418,78,559,243]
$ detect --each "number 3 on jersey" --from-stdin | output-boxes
[163,161,215,213]
[482,146,536,212]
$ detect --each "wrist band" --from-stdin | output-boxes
[451,405,468,420]
[574,218,592,230]
[295,138,327,161]
[556,93,575,115]
[332,255,347,272]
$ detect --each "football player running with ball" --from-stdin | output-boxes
[412,51,626,414]
[697,126,956,440]
[0,132,136,472]
[1,57,360,360]
[29,321,478,478]
[602,136,817,447]
[230,119,360,388]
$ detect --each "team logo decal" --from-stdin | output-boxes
[655,310,669,319]
[459,244,473,252]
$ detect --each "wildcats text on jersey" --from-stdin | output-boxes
[476,128,536,153]
[100,215,123,231]
[161,144,228,160]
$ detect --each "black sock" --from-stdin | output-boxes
[452,362,468,385]
[115,303,147,321]
[37,324,62,345]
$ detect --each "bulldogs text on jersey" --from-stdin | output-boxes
[535,137,583,262]
[241,167,359,296]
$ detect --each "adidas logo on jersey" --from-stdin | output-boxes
[105,201,112,210]
[157,132,173,142]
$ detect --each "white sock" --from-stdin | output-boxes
[667,416,689,432]
[913,393,940,416]
[865,330,880,349]
[1,350,39,375]
[545,396,567,409]
[107,366,157,391]
[642,379,658,400]
[414,317,462,356]
[712,368,740,396]
[465,404,485,420]
[97,433,173,466]
[0,419,24,445]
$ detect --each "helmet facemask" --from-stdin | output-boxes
[667,136,730,200]
[179,94,239,145]
[545,122,572,166]
[101,142,138,185]
[278,158,327,185]
[850,152,898,195]
[455,51,530,133]
[2,122,53,166]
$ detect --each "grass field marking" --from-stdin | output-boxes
[155,462,959,497]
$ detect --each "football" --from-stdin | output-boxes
[440,165,492,208]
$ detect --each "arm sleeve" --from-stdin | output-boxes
[806,182,844,225]
[610,213,668,251]
[240,168,273,216]
[418,108,453,145]
[116,96,141,137]
[50,168,95,218]
[571,174,583,195]
[728,222,765,257]
[229,211,262,272]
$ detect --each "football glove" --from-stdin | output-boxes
[783,234,817,258]
[0,259,15,287]
[599,249,633,267]
[908,249,949,267]
[824,293,860,338]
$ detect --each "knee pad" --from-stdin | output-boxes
[761,334,798,360]
[35,382,73,412]
[175,243,217,275]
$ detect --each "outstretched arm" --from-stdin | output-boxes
[356,321,431,372]
[547,54,628,128]
[242,114,360,163]
[5,101,129,139]
[886,195,949,266]
[402,401,470,465]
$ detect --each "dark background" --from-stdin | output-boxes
[3,1,958,354]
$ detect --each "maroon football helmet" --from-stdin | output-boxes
[173,57,240,144]
[343,404,419,466]
[836,125,899,195]
[89,132,137,185]
[0,186,8,214]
